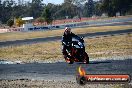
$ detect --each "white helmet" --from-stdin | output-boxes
[64,27,71,35]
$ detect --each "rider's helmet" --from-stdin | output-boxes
[64,27,71,35]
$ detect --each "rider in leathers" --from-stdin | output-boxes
[62,27,80,58]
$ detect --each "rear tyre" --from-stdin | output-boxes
[83,52,89,64]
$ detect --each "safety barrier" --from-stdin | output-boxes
[0,27,24,33]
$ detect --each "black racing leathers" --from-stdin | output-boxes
[62,32,80,56]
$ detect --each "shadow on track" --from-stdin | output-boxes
[77,61,111,64]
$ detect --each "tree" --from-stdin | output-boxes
[7,19,14,27]
[0,0,15,23]
[29,0,44,18]
[117,0,132,15]
[100,0,132,17]
[42,6,53,25]
[84,0,94,17]
[0,0,2,22]
[61,0,78,19]
[64,0,73,4]
[35,17,45,24]
[0,0,131,24]
[15,18,24,27]
[51,5,66,19]
[94,1,102,16]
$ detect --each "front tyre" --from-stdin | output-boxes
[64,55,74,64]
[83,52,89,64]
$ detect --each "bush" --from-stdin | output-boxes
[15,18,25,27]
[7,19,14,27]
[35,17,45,23]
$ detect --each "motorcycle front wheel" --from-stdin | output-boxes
[64,55,74,64]
[83,52,89,64]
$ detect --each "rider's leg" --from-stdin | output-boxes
[62,45,68,58]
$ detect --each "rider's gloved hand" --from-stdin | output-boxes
[62,42,66,45]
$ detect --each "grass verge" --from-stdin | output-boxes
[0,33,131,62]
[0,25,132,42]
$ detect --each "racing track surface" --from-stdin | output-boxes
[0,57,132,82]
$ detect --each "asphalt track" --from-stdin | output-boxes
[0,56,132,82]
[0,27,132,47]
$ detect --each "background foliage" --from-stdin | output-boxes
[0,0,131,24]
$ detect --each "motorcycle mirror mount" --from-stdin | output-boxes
[81,36,85,39]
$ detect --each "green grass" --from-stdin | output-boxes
[0,33,131,62]
[0,25,132,42]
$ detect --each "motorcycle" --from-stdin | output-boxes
[63,37,89,64]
